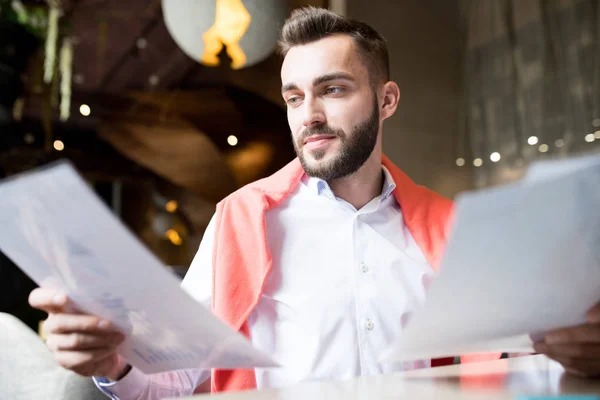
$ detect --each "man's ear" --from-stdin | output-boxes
[380,81,400,121]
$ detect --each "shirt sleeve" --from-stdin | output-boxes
[93,214,217,399]
[93,368,209,400]
[180,213,216,306]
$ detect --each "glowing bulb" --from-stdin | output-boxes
[490,152,501,162]
[473,158,483,167]
[586,133,596,143]
[555,139,564,148]
[456,158,465,167]
[527,136,539,145]
[165,229,182,246]
[80,104,91,116]
[201,0,251,69]
[53,140,64,151]
[538,144,549,153]
[227,135,238,146]
[595,131,600,139]
[165,200,178,213]
[24,133,35,144]
[136,37,147,49]
[148,75,160,86]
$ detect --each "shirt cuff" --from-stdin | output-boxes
[93,367,150,400]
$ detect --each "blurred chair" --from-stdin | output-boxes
[0,312,106,400]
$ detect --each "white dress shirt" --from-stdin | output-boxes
[96,167,436,399]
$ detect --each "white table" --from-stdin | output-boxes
[174,355,600,399]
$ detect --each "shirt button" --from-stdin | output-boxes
[360,262,369,273]
[366,319,375,330]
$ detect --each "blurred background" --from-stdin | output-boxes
[0,0,598,331]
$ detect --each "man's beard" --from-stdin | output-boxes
[294,99,380,181]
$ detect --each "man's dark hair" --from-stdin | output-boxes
[278,7,390,85]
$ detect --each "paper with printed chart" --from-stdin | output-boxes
[380,152,600,363]
[0,161,277,374]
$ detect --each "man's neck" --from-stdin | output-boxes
[327,155,383,210]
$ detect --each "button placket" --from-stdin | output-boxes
[360,262,369,273]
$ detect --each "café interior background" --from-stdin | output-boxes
[1,0,599,331]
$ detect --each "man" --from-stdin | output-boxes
[29,7,600,399]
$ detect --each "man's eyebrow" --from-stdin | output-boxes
[281,83,299,93]
[312,72,354,87]
[281,72,355,94]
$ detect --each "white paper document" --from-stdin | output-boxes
[381,152,600,363]
[0,161,277,374]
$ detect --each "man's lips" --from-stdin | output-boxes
[303,135,337,149]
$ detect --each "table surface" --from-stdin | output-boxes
[174,355,600,400]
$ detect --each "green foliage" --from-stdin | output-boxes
[0,0,49,38]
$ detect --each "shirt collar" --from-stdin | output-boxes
[304,166,396,201]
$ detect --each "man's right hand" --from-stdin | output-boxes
[28,287,130,381]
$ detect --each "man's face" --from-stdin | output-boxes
[281,35,381,181]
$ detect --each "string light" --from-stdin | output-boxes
[585,133,595,143]
[538,144,549,153]
[555,139,564,148]
[165,200,178,213]
[165,229,182,246]
[24,133,35,144]
[527,136,539,145]
[136,37,148,49]
[227,135,238,146]
[473,158,483,167]
[149,75,160,86]
[456,158,465,167]
[80,104,91,116]
[53,140,65,151]
[594,131,600,140]
[490,152,501,162]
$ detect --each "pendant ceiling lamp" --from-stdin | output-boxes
[162,0,289,69]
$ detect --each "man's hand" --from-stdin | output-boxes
[533,303,600,378]
[28,287,130,381]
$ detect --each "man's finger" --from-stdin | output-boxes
[534,342,600,359]
[28,288,70,313]
[545,355,600,378]
[587,302,600,323]
[53,348,117,371]
[543,323,600,345]
[44,314,119,335]
[46,332,125,351]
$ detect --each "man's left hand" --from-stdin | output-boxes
[533,303,600,378]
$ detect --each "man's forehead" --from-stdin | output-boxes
[280,35,366,86]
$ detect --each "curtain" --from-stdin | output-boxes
[461,0,600,187]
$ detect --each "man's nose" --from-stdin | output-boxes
[302,97,326,128]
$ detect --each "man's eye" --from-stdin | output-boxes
[287,96,302,105]
[325,87,344,95]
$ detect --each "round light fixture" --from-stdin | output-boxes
[80,104,91,116]
[162,0,289,69]
[53,140,65,151]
